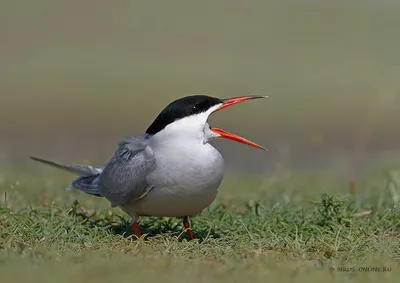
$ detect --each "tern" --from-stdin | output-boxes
[31,95,266,240]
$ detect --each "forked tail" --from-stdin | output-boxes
[30,156,103,197]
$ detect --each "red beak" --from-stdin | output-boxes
[210,95,267,150]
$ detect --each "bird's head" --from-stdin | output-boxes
[146,95,266,150]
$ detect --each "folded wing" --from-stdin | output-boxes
[99,136,156,207]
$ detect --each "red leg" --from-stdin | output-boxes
[183,216,194,240]
[130,220,141,238]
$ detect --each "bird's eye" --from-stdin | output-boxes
[192,105,197,111]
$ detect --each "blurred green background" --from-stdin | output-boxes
[1,0,400,178]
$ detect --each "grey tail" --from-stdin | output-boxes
[72,175,102,197]
[30,156,103,197]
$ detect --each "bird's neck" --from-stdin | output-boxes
[149,127,206,147]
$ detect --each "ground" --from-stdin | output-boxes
[1,166,400,283]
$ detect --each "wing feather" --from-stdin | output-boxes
[99,136,155,207]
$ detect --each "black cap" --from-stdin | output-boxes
[145,95,222,136]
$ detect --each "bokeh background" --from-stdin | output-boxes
[1,0,400,181]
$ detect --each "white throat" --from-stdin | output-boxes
[149,103,222,145]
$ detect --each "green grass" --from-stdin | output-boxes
[1,167,400,282]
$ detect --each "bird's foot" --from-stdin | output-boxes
[183,216,194,240]
[130,220,142,239]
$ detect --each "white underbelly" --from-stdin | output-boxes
[127,141,224,217]
[133,181,221,217]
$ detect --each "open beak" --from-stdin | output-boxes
[210,95,267,151]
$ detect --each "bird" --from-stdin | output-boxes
[30,95,267,240]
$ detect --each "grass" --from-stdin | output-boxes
[1,167,400,282]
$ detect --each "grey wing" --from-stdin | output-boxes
[98,136,156,207]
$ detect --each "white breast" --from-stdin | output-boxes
[133,138,224,217]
